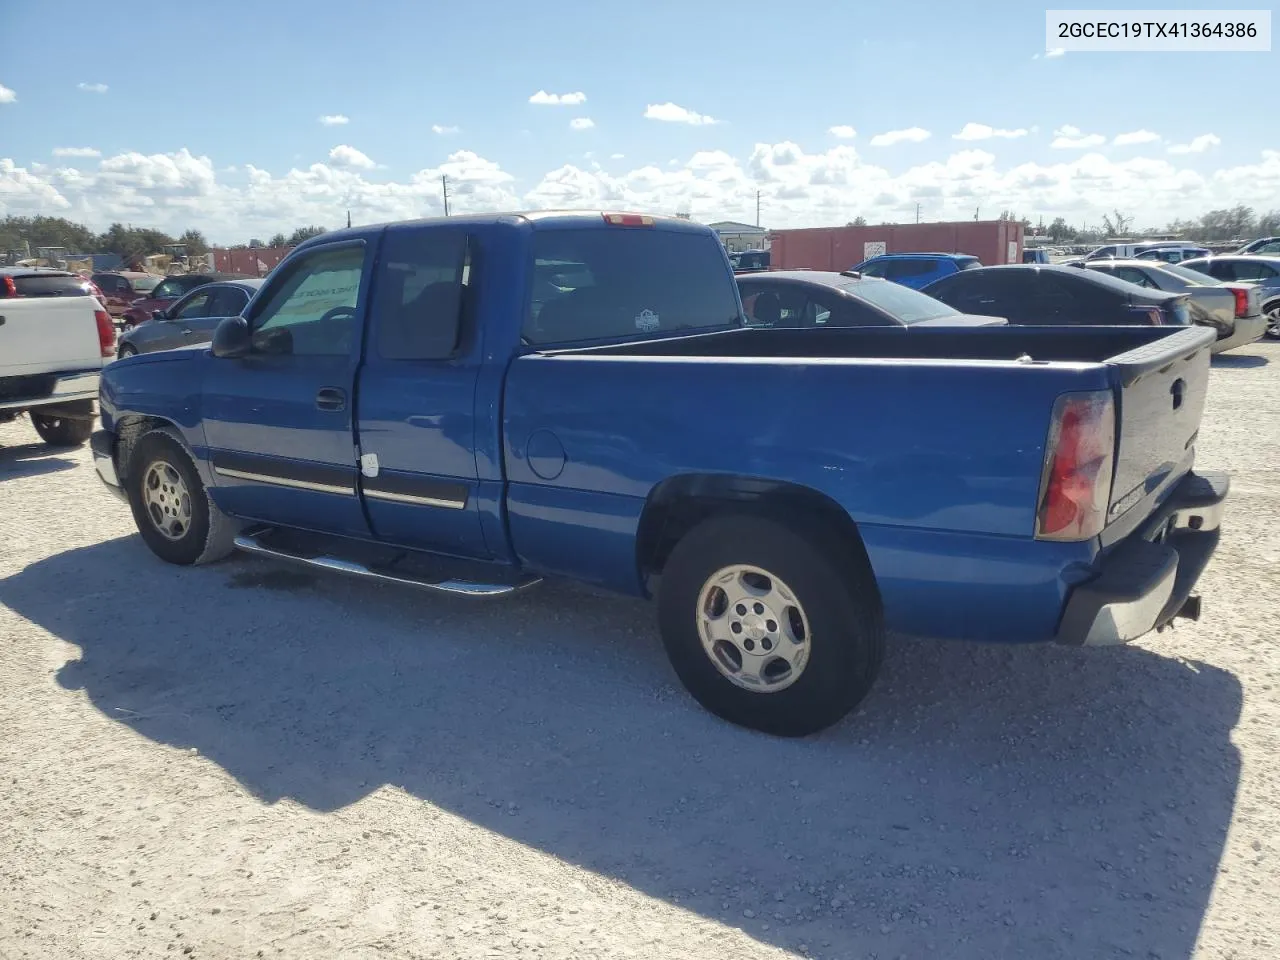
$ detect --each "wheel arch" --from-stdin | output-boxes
[112,414,186,485]
[635,473,878,598]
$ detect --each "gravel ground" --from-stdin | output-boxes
[2,343,1278,960]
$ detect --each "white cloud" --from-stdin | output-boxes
[77,82,108,94]
[327,145,375,169]
[529,90,586,106]
[953,123,1028,141]
[610,153,625,160]
[1168,133,1221,155]
[52,147,102,158]
[569,117,595,131]
[1113,130,1161,146]
[1051,125,1107,149]
[869,127,931,147]
[829,125,857,139]
[4,140,1272,244]
[319,114,349,126]
[1045,47,1066,58]
[0,83,16,103]
[644,102,720,126]
[432,124,459,135]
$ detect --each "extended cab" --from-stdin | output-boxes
[1,268,116,446]
[92,212,1228,736]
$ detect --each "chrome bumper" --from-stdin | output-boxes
[1056,471,1228,646]
[0,371,100,412]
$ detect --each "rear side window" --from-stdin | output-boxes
[206,287,250,317]
[4,273,89,297]
[524,228,740,344]
[882,259,936,280]
[372,228,469,360]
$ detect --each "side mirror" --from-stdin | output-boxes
[211,315,252,358]
[151,309,166,321]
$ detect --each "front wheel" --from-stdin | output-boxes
[31,411,93,447]
[658,513,884,736]
[127,428,238,565]
[117,343,138,359]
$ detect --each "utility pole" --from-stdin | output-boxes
[442,175,451,217]
[755,190,761,228]
[346,209,352,229]
[915,203,921,224]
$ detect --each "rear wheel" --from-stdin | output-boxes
[1264,301,1280,339]
[127,428,238,565]
[31,410,93,447]
[117,343,138,359]
[658,512,884,736]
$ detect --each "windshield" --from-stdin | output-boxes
[842,278,960,323]
[130,275,161,293]
[1160,263,1218,285]
[523,228,741,344]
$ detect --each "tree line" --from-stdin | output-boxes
[0,216,331,261]
[1042,205,1280,244]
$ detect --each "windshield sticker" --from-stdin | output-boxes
[635,308,660,332]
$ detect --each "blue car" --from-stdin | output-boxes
[849,253,981,289]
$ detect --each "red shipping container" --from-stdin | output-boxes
[768,221,1023,272]
[212,246,293,278]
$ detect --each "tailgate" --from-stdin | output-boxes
[1105,325,1216,524]
[0,298,103,378]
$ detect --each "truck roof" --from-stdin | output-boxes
[295,210,713,252]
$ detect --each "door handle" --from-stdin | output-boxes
[315,387,347,411]
[181,327,195,335]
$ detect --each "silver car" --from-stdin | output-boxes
[1180,255,1280,340]
[115,279,264,357]
[1080,259,1267,352]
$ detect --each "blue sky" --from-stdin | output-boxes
[1,0,1275,241]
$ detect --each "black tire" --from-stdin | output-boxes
[127,427,238,566]
[1264,301,1280,339]
[117,343,137,359]
[31,411,93,447]
[658,512,884,737]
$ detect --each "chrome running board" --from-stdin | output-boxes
[232,531,540,597]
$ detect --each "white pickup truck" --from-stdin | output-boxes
[0,268,116,446]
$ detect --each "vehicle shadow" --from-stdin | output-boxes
[0,439,78,481]
[1211,352,1269,368]
[0,537,1242,960]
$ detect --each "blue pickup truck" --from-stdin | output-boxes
[93,211,1228,736]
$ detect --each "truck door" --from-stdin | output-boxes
[355,224,490,559]
[200,239,371,538]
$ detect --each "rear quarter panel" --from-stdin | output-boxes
[502,354,1110,642]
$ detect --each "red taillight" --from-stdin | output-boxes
[1231,287,1250,318]
[95,308,116,357]
[602,212,655,227]
[1036,391,1116,541]
[1,276,19,297]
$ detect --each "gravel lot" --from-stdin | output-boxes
[3,342,1278,960]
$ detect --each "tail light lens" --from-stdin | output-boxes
[1,276,19,297]
[1231,287,1250,318]
[1036,391,1116,541]
[95,308,116,357]
[1125,305,1163,325]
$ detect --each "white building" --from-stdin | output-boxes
[707,221,769,253]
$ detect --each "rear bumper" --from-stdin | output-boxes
[0,371,100,412]
[91,429,127,502]
[1055,471,1228,646]
[1212,313,1268,353]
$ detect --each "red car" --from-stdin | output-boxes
[91,271,163,318]
[118,273,232,329]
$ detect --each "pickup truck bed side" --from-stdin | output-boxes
[92,212,1228,736]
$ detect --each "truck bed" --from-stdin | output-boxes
[566,324,1197,365]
